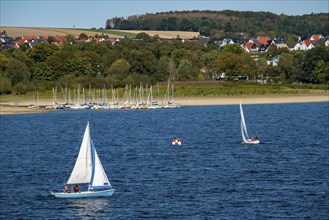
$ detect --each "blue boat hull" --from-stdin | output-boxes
[51,189,114,198]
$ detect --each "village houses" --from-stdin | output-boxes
[1,30,328,67]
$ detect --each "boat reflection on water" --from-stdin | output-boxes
[67,199,112,217]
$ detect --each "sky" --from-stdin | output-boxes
[1,0,328,29]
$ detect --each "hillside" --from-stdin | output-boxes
[106,10,329,37]
[0,27,199,39]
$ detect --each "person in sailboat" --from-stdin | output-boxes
[251,136,258,141]
[74,185,79,192]
[63,184,69,193]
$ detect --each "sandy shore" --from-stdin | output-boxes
[1,94,328,115]
[0,105,55,115]
[175,94,329,106]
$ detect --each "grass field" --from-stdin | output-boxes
[0,27,199,38]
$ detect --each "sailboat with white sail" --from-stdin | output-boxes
[240,102,260,144]
[28,91,38,108]
[163,80,181,108]
[51,122,114,198]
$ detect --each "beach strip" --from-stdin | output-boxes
[1,94,328,115]
[175,94,329,106]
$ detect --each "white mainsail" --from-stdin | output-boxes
[240,102,250,143]
[240,102,260,144]
[67,122,93,184]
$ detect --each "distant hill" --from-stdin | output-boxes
[0,27,199,39]
[106,10,329,37]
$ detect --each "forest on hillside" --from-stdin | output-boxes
[1,34,328,95]
[106,10,329,38]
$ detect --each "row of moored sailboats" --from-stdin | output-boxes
[34,82,181,110]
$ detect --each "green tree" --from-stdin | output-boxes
[65,34,75,43]
[312,60,328,83]
[32,62,53,80]
[268,31,276,38]
[0,53,9,73]
[135,32,152,41]
[286,35,298,46]
[180,18,194,31]
[81,51,101,76]
[0,76,12,94]
[12,49,33,68]
[291,52,306,83]
[5,59,30,86]
[79,33,89,39]
[224,22,232,32]
[221,43,244,55]
[46,54,65,80]
[47,36,56,44]
[198,72,205,81]
[94,42,112,56]
[176,59,198,81]
[102,49,123,75]
[255,31,267,37]
[201,50,220,71]
[13,80,31,95]
[63,54,94,77]
[214,52,244,80]
[167,17,178,30]
[209,29,226,39]
[155,56,170,81]
[159,44,176,57]
[28,42,57,62]
[128,49,157,76]
[256,57,268,81]
[107,59,130,86]
[278,53,294,82]
[304,46,329,83]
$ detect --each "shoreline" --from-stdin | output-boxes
[0,104,55,115]
[1,94,328,115]
[175,94,329,106]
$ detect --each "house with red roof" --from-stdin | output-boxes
[74,38,91,44]
[310,34,324,42]
[257,36,272,45]
[50,36,65,47]
[15,38,29,48]
[243,42,259,53]
[302,40,316,50]
[21,36,38,40]
[93,37,103,43]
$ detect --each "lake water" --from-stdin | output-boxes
[0,102,328,219]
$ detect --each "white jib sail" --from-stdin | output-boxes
[67,122,93,184]
[89,144,111,189]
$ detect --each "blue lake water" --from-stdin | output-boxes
[0,102,328,219]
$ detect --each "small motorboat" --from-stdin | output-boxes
[172,138,182,146]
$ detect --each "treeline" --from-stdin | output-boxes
[0,34,328,95]
[106,10,329,37]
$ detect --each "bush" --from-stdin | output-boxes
[0,76,12,94]
[14,80,31,95]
